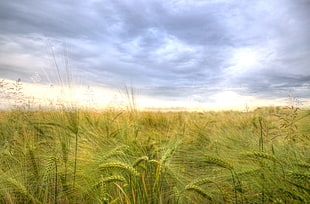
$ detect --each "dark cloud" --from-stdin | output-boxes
[0,0,309,106]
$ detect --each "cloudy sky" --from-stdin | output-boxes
[0,0,310,110]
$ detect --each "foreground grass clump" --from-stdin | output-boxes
[0,107,309,203]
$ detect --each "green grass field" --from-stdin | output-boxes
[0,106,309,203]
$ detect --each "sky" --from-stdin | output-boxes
[0,0,310,110]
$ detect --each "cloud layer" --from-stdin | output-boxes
[0,0,309,107]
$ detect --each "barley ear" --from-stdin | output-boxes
[185,184,212,200]
[242,151,277,162]
[191,178,213,186]
[204,155,234,170]
[6,177,41,204]
[288,171,310,181]
[133,156,148,168]
[99,161,139,176]
[295,162,310,169]
[43,156,57,184]
[101,175,126,183]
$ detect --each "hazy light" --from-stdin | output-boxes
[225,47,262,76]
[233,48,260,67]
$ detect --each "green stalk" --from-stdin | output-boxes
[258,117,264,152]
[54,159,58,204]
[73,130,78,190]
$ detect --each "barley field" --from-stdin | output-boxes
[0,106,309,203]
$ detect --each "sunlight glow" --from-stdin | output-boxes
[233,49,259,67]
[225,47,262,76]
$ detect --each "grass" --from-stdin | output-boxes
[0,105,309,203]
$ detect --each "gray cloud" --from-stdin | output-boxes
[0,0,309,106]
